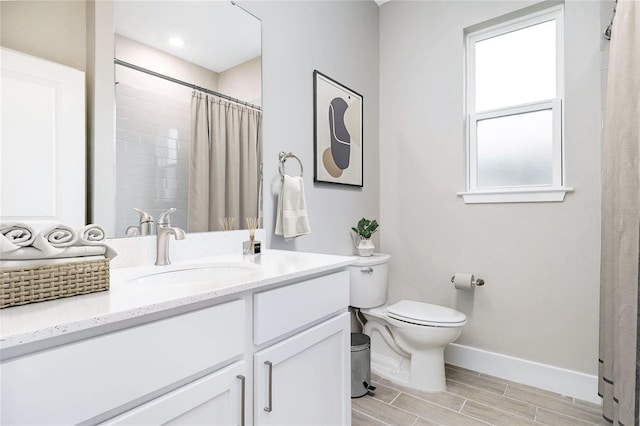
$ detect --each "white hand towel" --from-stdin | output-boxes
[275,175,311,241]
[0,245,107,261]
[0,222,118,261]
[0,255,105,269]
[0,222,36,253]
[75,224,117,259]
[77,224,106,243]
[32,223,78,256]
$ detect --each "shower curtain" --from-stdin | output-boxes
[188,92,262,232]
[599,0,640,424]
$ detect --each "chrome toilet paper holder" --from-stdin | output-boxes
[450,275,485,286]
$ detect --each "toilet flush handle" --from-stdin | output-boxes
[361,267,374,274]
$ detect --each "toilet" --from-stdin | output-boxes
[349,254,466,392]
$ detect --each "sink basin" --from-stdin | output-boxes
[127,263,260,286]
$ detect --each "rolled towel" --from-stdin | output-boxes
[75,224,117,259]
[78,224,106,244]
[0,222,36,253]
[32,224,78,256]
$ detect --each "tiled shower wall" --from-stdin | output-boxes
[115,83,190,237]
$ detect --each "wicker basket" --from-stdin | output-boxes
[0,258,110,309]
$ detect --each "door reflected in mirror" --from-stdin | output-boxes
[112,1,262,238]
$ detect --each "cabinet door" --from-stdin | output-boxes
[254,312,351,426]
[103,361,247,426]
[0,47,85,225]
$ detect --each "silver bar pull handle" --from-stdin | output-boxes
[361,267,373,274]
[264,361,273,412]
[236,374,246,426]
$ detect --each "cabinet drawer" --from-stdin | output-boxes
[254,271,349,345]
[102,361,246,426]
[1,299,245,425]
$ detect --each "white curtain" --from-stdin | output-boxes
[599,1,640,424]
[188,92,262,232]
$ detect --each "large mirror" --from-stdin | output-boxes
[111,1,262,238]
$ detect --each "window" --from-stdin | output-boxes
[459,5,572,203]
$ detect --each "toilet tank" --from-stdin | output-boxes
[349,253,391,308]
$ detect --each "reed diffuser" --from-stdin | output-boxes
[243,217,261,255]
[220,217,235,231]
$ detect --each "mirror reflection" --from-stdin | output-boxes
[112,1,262,238]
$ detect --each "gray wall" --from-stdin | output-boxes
[242,0,381,255]
[379,0,602,375]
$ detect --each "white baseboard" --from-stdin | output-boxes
[444,343,601,405]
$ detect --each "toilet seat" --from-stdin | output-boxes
[386,300,466,327]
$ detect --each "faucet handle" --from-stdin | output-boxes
[134,208,154,224]
[157,208,177,226]
[133,208,155,236]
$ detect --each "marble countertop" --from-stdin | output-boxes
[0,250,355,352]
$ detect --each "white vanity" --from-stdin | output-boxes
[0,249,354,425]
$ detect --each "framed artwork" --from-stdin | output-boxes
[313,70,363,187]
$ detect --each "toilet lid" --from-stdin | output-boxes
[386,300,467,327]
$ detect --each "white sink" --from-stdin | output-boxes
[127,263,260,287]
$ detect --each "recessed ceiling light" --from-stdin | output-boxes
[169,37,184,47]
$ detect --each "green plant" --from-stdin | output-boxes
[351,218,379,240]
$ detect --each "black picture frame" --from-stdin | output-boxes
[313,70,363,187]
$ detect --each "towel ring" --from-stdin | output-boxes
[278,152,303,178]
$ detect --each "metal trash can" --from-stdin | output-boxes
[351,333,374,398]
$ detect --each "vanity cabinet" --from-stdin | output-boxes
[1,268,351,425]
[253,270,351,425]
[1,300,246,425]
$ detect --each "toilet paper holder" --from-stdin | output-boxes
[450,275,485,286]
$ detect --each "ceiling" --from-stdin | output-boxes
[114,1,261,73]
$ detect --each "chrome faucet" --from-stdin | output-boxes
[126,208,155,237]
[155,208,186,266]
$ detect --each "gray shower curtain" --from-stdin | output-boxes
[599,0,640,424]
[188,92,262,232]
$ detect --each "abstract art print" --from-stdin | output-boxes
[313,70,363,187]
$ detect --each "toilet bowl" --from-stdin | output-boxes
[349,254,466,392]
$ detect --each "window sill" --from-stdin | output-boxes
[457,187,574,204]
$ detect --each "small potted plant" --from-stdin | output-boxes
[351,218,379,257]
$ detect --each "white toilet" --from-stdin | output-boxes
[349,253,466,392]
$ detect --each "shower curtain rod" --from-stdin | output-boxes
[114,58,262,111]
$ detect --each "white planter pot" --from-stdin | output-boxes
[357,239,375,257]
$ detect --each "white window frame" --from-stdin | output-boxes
[458,5,573,204]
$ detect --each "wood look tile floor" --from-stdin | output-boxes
[351,365,606,426]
